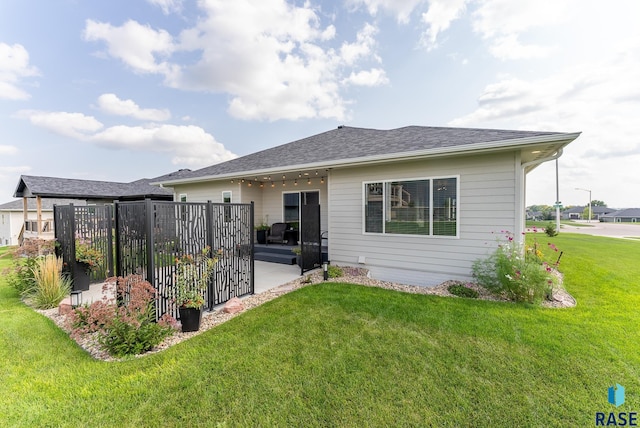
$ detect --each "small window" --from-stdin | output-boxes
[222,191,232,222]
[179,194,187,202]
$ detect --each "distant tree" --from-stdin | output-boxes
[591,200,607,207]
[582,207,592,220]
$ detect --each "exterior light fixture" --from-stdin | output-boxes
[307,178,311,185]
[247,181,252,187]
[230,179,234,184]
[323,262,328,281]
[271,182,275,188]
[70,290,82,308]
[320,176,325,184]
[294,179,298,186]
[282,180,286,187]
[260,182,264,188]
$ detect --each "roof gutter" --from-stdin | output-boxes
[155,132,581,186]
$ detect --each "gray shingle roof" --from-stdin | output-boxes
[0,198,87,211]
[602,208,640,218]
[158,125,576,183]
[14,175,173,200]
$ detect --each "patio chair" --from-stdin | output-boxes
[266,222,287,245]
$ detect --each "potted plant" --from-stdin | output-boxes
[74,239,104,291]
[292,246,302,267]
[174,246,219,332]
[255,223,270,244]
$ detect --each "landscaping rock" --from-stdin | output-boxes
[58,298,73,316]
[223,297,244,314]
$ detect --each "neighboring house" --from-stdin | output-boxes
[10,171,190,244]
[600,208,640,223]
[155,125,580,285]
[0,198,85,246]
[562,206,585,220]
[561,206,616,221]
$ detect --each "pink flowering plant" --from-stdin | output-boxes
[472,231,562,303]
[68,275,177,357]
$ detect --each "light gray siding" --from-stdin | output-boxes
[171,178,329,233]
[328,152,518,283]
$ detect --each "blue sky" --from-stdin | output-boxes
[1,0,639,208]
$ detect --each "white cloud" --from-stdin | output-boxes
[343,68,389,86]
[16,109,236,168]
[347,0,425,24]
[0,43,39,100]
[83,19,179,79]
[96,93,171,121]
[147,0,184,15]
[420,0,469,50]
[82,1,387,121]
[0,145,18,155]
[90,124,237,167]
[15,110,104,139]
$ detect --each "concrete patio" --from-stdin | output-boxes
[72,260,303,306]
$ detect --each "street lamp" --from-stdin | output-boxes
[575,187,592,223]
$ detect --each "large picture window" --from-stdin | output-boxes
[364,177,457,237]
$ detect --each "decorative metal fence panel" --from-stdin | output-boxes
[209,203,254,307]
[53,204,113,291]
[112,200,254,319]
[300,204,322,274]
[55,199,254,319]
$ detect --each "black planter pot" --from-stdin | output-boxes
[256,229,268,245]
[179,306,203,332]
[73,261,91,291]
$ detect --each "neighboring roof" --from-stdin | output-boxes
[0,198,87,211]
[565,206,615,214]
[13,175,174,200]
[601,208,640,218]
[155,125,580,185]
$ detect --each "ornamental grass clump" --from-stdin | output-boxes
[27,254,71,309]
[69,275,177,357]
[472,231,562,304]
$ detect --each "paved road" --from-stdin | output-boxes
[557,221,640,239]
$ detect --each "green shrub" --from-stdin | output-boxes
[69,275,176,357]
[472,231,558,303]
[545,222,558,237]
[447,283,479,298]
[27,254,71,309]
[327,265,344,278]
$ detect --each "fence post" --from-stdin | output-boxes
[114,202,121,277]
[106,204,114,277]
[206,200,214,309]
[250,201,255,295]
[144,199,155,287]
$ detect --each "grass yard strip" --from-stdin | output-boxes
[0,234,639,426]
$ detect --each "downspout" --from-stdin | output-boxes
[520,148,564,239]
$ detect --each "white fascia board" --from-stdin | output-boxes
[155,132,581,186]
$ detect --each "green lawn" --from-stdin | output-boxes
[1,236,639,426]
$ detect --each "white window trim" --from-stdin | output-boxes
[362,175,460,239]
[178,193,187,202]
[222,191,232,203]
